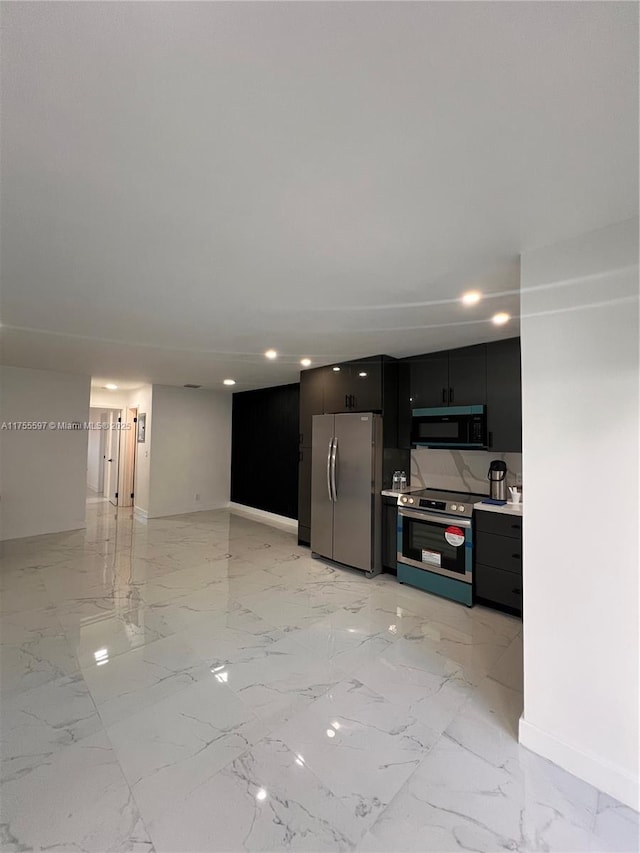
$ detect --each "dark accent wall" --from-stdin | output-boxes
[231,383,300,520]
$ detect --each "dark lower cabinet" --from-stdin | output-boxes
[475,565,522,612]
[382,497,398,572]
[474,509,522,615]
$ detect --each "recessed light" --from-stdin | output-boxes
[358,372,367,377]
[461,290,482,306]
[332,366,341,372]
[265,349,277,360]
[300,358,311,367]
[492,312,510,326]
[104,384,118,390]
[223,379,236,386]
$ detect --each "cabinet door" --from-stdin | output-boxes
[475,564,522,612]
[322,364,352,413]
[299,368,324,447]
[448,344,486,406]
[348,359,382,411]
[475,533,522,575]
[486,337,522,452]
[409,352,449,408]
[382,499,398,570]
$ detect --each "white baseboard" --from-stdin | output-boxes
[519,716,639,811]
[133,506,148,520]
[227,502,298,533]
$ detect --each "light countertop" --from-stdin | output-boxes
[474,500,523,517]
[381,486,424,498]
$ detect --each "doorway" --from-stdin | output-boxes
[86,406,137,508]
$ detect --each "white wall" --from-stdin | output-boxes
[519,218,639,810]
[147,385,231,518]
[0,366,91,540]
[130,384,153,517]
[89,388,131,409]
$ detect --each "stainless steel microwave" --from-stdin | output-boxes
[411,405,487,449]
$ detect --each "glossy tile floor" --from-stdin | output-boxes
[1,503,638,852]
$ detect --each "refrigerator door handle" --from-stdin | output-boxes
[330,437,338,501]
[326,438,334,502]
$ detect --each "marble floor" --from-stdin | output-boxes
[1,503,637,853]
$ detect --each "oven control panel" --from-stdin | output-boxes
[397,493,472,517]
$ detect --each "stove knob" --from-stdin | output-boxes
[451,504,457,511]
[459,505,465,512]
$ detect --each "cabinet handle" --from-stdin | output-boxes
[449,387,454,403]
[350,394,356,409]
[345,395,349,409]
[442,388,447,403]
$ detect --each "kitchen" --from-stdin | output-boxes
[231,334,524,615]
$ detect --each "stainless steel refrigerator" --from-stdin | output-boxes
[310,412,383,576]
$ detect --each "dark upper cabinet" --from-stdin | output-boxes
[486,337,522,452]
[409,345,486,409]
[299,368,325,447]
[409,352,449,408]
[323,356,384,413]
[448,344,487,406]
[322,364,352,413]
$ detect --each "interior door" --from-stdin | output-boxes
[310,414,335,560]
[117,408,137,508]
[332,413,374,571]
[105,410,121,505]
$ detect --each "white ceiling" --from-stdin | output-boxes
[1,2,637,391]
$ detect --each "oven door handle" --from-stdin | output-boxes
[398,508,472,528]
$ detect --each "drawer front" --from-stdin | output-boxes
[475,510,522,539]
[475,564,522,611]
[475,532,522,574]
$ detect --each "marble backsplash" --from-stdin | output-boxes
[411,448,522,496]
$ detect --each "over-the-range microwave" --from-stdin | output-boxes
[411,405,487,449]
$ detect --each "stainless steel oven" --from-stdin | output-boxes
[396,489,482,606]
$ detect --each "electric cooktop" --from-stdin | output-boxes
[397,488,487,518]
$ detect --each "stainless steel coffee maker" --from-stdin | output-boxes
[488,460,507,501]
